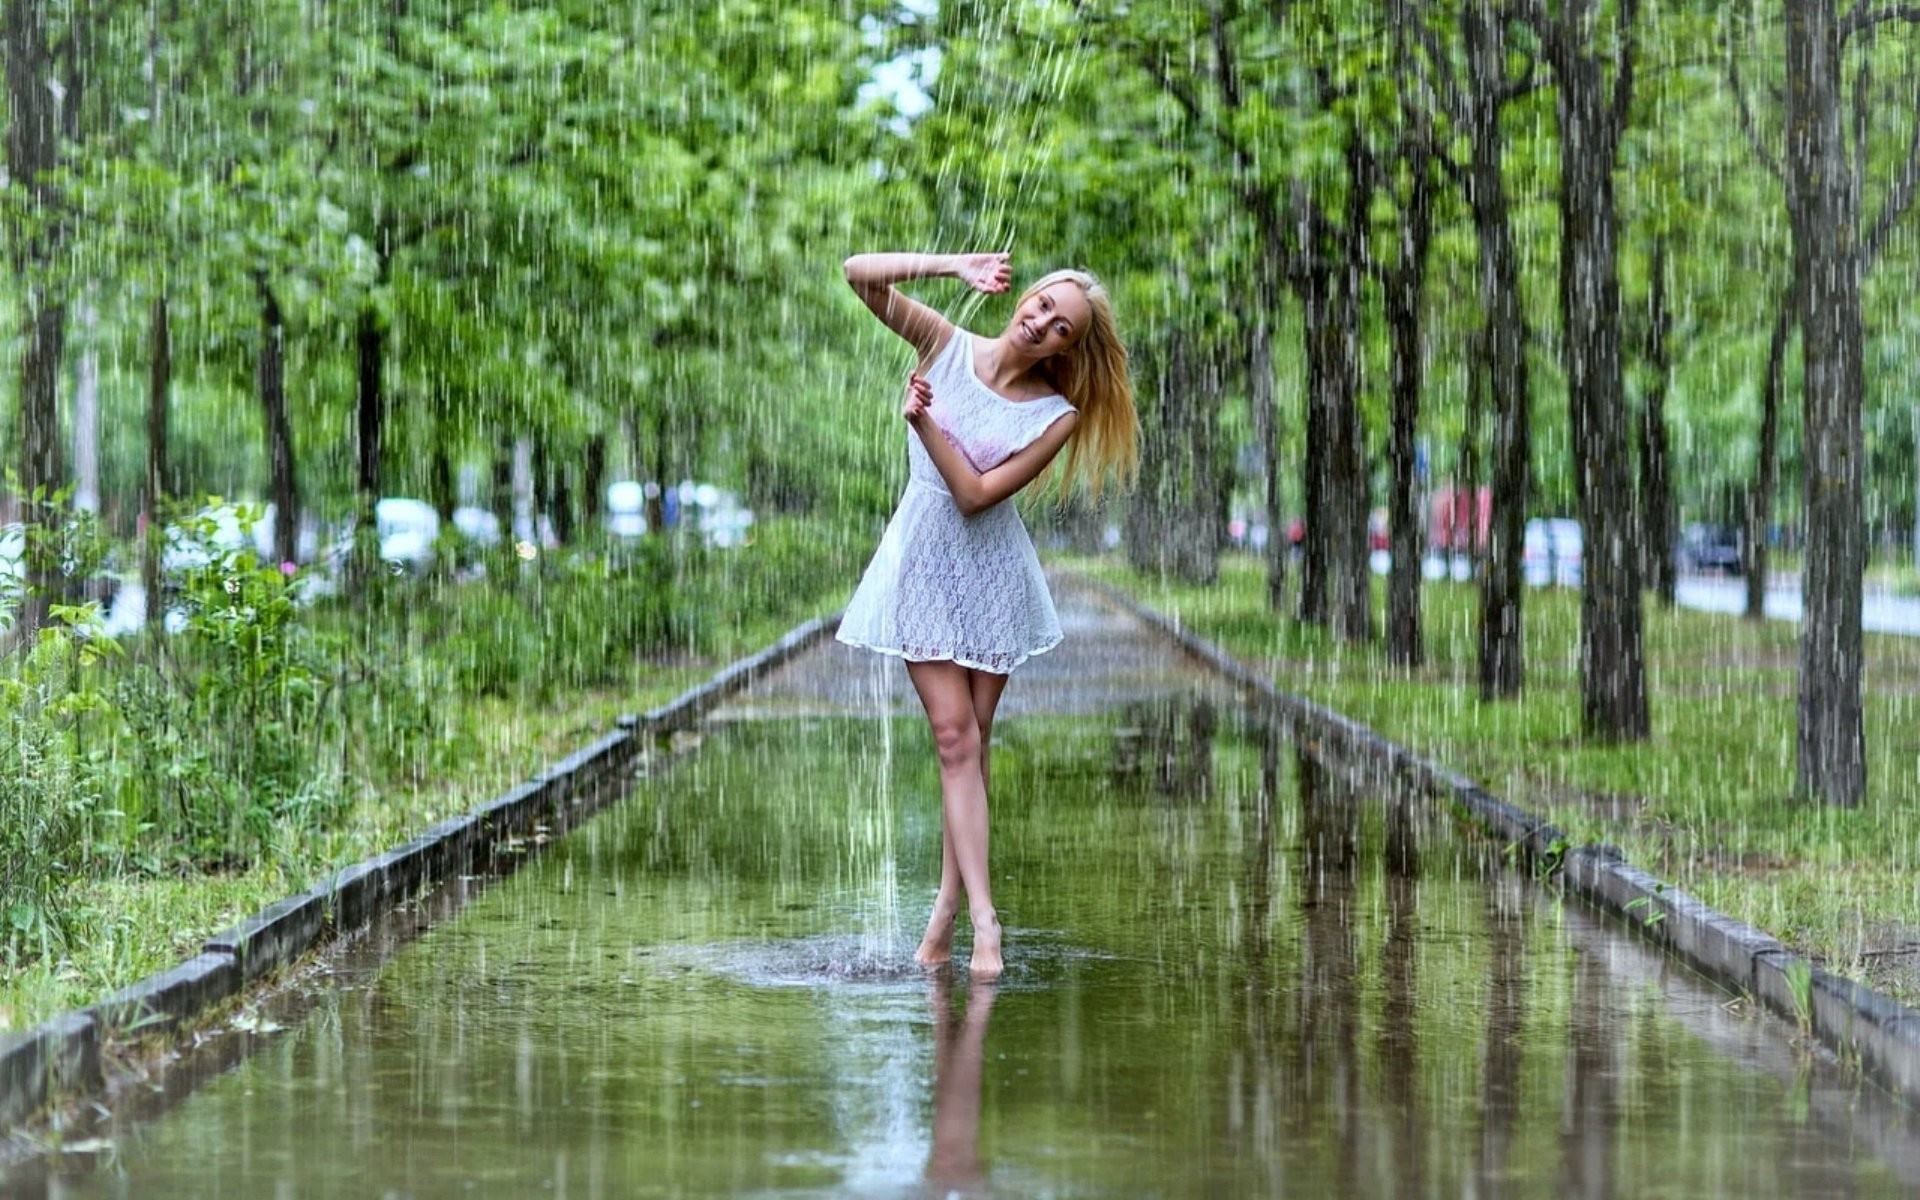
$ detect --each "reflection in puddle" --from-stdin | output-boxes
[17,711,1920,1199]
[924,976,995,1197]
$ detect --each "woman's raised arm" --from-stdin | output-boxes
[843,252,1011,369]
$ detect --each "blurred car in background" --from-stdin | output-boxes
[324,498,441,577]
[1678,523,1743,575]
[605,480,648,538]
[603,479,753,547]
[452,506,502,549]
[1523,517,1583,587]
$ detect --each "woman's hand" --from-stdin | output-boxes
[955,252,1011,295]
[902,373,934,424]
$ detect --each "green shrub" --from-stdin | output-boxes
[0,611,117,965]
[117,521,344,868]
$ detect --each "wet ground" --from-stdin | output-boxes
[7,582,1920,1198]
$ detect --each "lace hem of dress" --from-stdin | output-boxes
[835,632,1063,676]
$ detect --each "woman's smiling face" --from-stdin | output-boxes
[1009,282,1091,358]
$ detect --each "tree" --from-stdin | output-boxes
[5,0,81,639]
[1518,0,1651,741]
[1781,0,1920,804]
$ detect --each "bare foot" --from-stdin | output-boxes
[916,899,959,966]
[968,910,1003,979]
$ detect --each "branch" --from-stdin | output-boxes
[1140,50,1205,126]
[1725,46,1781,181]
[1415,18,1467,127]
[1610,0,1641,133]
[1866,84,1920,268]
[1840,4,1920,43]
[1212,4,1243,112]
[1498,67,1547,105]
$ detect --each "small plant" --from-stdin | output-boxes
[118,504,343,866]
[0,607,120,966]
[1785,957,1815,1035]
[1537,835,1571,879]
[1623,895,1667,930]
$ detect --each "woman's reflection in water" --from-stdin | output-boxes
[924,973,997,1196]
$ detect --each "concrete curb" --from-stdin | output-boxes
[617,612,841,738]
[1080,572,1920,1108]
[0,609,845,1136]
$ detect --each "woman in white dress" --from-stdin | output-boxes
[837,251,1138,978]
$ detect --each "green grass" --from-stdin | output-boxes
[1071,552,1920,1004]
[0,573,844,1032]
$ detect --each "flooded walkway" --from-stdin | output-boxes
[11,582,1920,1197]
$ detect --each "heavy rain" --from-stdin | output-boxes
[3,2,1920,1197]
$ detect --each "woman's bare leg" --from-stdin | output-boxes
[970,668,1010,792]
[907,660,1002,977]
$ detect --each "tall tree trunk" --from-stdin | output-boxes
[1298,264,1332,627]
[647,412,670,538]
[429,421,455,527]
[1550,6,1650,741]
[491,433,515,538]
[1466,2,1529,699]
[1125,330,1222,585]
[1745,297,1792,619]
[1785,0,1866,805]
[257,273,299,567]
[583,434,607,535]
[1386,131,1436,668]
[8,0,66,640]
[1638,239,1676,607]
[144,291,171,631]
[532,433,554,546]
[1330,144,1373,645]
[1250,308,1286,612]
[351,299,383,588]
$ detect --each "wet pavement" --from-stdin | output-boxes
[7,581,1920,1198]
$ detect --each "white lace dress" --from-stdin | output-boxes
[837,332,1077,674]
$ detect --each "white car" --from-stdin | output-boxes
[327,498,441,575]
[1523,517,1583,587]
[605,480,648,538]
[452,506,502,548]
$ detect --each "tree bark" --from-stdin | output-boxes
[1785,0,1866,805]
[1745,296,1792,620]
[1548,2,1650,741]
[1385,128,1436,668]
[144,291,171,631]
[257,273,300,568]
[1466,1,1530,700]
[1298,264,1332,626]
[1331,142,1373,645]
[1638,238,1676,607]
[1250,309,1286,612]
[7,0,66,640]
[584,434,607,536]
[1125,329,1223,585]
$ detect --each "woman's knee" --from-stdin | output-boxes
[930,715,982,771]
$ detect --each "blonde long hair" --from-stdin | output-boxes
[1025,268,1138,503]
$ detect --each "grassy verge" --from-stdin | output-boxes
[1,519,851,1032]
[1070,552,1920,1004]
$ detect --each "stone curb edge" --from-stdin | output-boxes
[1078,573,1920,1108]
[0,609,845,1134]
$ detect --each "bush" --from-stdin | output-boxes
[0,612,116,965]
[116,528,344,868]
